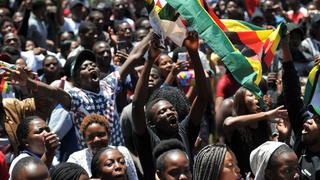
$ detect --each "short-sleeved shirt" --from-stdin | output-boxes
[68,72,124,147]
[215,73,240,98]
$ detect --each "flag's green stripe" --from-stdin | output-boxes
[166,0,265,107]
[166,0,235,57]
[158,4,179,21]
[237,20,265,31]
[223,52,263,99]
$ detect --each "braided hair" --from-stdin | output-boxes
[50,162,88,180]
[193,144,228,180]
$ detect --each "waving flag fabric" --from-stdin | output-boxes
[144,0,187,46]
[304,64,320,114]
[145,0,283,107]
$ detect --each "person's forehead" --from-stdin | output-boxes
[80,59,96,66]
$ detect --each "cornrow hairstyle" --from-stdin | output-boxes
[91,147,118,178]
[50,162,88,180]
[80,113,111,138]
[193,144,228,180]
[153,139,187,174]
[148,86,190,122]
[16,116,42,150]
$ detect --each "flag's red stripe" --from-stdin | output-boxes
[237,31,264,57]
[199,0,227,31]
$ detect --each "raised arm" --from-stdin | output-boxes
[131,33,161,135]
[119,31,154,82]
[281,32,305,136]
[223,105,286,132]
[184,32,209,127]
[1,67,71,111]
[56,0,65,26]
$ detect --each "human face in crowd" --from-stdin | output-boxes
[157,54,173,78]
[71,4,85,22]
[1,20,14,35]
[80,27,98,48]
[220,151,242,180]
[301,115,320,146]
[3,33,20,49]
[78,60,100,91]
[113,0,128,18]
[16,58,27,69]
[43,56,60,76]
[134,29,149,42]
[148,68,162,90]
[263,0,275,13]
[88,11,105,32]
[140,19,151,30]
[94,42,112,67]
[226,1,238,17]
[25,119,51,155]
[98,149,128,180]
[25,40,35,51]
[267,151,300,180]
[84,123,109,155]
[158,151,192,180]
[152,100,179,135]
[35,5,47,21]
[17,162,51,180]
[118,22,132,42]
[244,90,260,114]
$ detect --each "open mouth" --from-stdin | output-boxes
[302,123,310,135]
[90,71,99,82]
[302,127,309,134]
[168,116,178,125]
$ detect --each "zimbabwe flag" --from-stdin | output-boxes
[165,0,284,107]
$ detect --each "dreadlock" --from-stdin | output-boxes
[50,162,88,180]
[193,144,228,180]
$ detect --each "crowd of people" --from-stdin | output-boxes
[0,0,320,179]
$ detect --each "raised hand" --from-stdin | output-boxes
[43,132,60,155]
[0,66,28,86]
[148,32,162,61]
[171,60,189,76]
[265,105,288,123]
[184,31,199,52]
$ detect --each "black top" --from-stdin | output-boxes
[283,61,320,180]
[133,116,199,180]
[228,121,270,175]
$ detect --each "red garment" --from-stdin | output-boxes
[0,151,9,180]
[244,0,260,16]
[215,73,240,98]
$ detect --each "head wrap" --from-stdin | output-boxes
[250,141,286,180]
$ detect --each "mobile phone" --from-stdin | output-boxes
[117,40,127,52]
[178,52,188,61]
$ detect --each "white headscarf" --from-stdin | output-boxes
[250,141,286,180]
